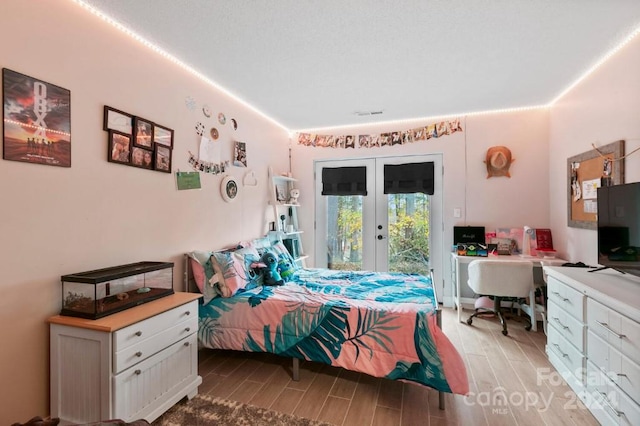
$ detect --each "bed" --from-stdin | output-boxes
[184,240,469,408]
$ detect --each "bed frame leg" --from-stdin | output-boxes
[439,391,445,410]
[292,358,300,381]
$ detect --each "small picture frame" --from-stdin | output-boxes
[131,146,153,169]
[153,124,174,148]
[103,106,133,135]
[107,130,131,164]
[221,175,239,202]
[275,184,287,202]
[133,117,154,149]
[155,144,172,173]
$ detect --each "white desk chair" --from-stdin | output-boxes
[519,260,550,335]
[466,259,535,336]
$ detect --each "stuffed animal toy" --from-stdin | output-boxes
[260,252,284,286]
[278,257,295,282]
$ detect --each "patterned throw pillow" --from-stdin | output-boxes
[186,250,212,293]
[210,246,262,297]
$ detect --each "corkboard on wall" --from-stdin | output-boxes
[567,140,624,229]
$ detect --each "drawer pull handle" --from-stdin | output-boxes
[135,331,142,337]
[185,311,191,316]
[552,343,569,359]
[596,321,626,339]
[552,317,569,330]
[184,342,190,347]
[598,391,622,417]
[134,369,141,375]
[135,351,142,357]
[185,327,191,332]
[551,292,569,303]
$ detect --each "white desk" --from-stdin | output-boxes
[451,253,567,329]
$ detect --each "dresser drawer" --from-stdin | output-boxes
[113,300,197,352]
[588,298,640,366]
[114,315,197,373]
[547,299,585,351]
[113,333,199,422]
[588,330,640,405]
[586,360,640,426]
[547,277,585,322]
[547,323,585,383]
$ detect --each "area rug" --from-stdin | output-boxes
[152,393,333,426]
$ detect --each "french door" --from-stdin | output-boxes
[314,155,443,294]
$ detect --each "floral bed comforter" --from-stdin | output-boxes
[198,268,468,394]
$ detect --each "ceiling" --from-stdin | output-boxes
[80,0,640,131]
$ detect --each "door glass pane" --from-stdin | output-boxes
[326,195,363,270]
[387,193,430,275]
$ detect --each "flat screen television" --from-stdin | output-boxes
[597,182,640,277]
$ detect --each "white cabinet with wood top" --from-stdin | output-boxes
[49,293,202,424]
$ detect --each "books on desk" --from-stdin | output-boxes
[456,243,488,257]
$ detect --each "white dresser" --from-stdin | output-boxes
[49,292,202,424]
[544,267,640,425]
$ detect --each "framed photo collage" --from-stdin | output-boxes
[104,106,173,173]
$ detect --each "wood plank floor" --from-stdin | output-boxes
[190,308,599,426]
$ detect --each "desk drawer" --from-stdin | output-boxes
[547,277,585,322]
[587,298,640,366]
[113,300,197,352]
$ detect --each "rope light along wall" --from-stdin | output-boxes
[3,119,71,137]
[549,24,640,106]
[70,0,289,133]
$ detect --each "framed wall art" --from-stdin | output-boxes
[221,175,239,202]
[103,106,132,135]
[153,124,173,148]
[3,68,71,167]
[103,106,174,173]
[131,146,153,169]
[108,130,131,164]
[133,117,153,149]
[567,140,624,229]
[155,145,172,173]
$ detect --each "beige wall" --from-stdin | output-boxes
[0,1,289,423]
[291,108,551,303]
[549,33,640,265]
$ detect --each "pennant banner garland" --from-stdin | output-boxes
[297,118,462,148]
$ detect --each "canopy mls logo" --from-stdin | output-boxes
[461,367,621,414]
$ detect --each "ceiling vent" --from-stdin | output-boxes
[354,110,384,116]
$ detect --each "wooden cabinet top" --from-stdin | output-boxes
[48,292,201,332]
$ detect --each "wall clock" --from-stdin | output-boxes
[221,175,239,203]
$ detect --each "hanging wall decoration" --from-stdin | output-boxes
[185,96,196,111]
[296,118,462,148]
[567,140,624,229]
[484,146,514,178]
[3,68,71,167]
[233,141,247,167]
[188,151,229,175]
[102,105,173,173]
